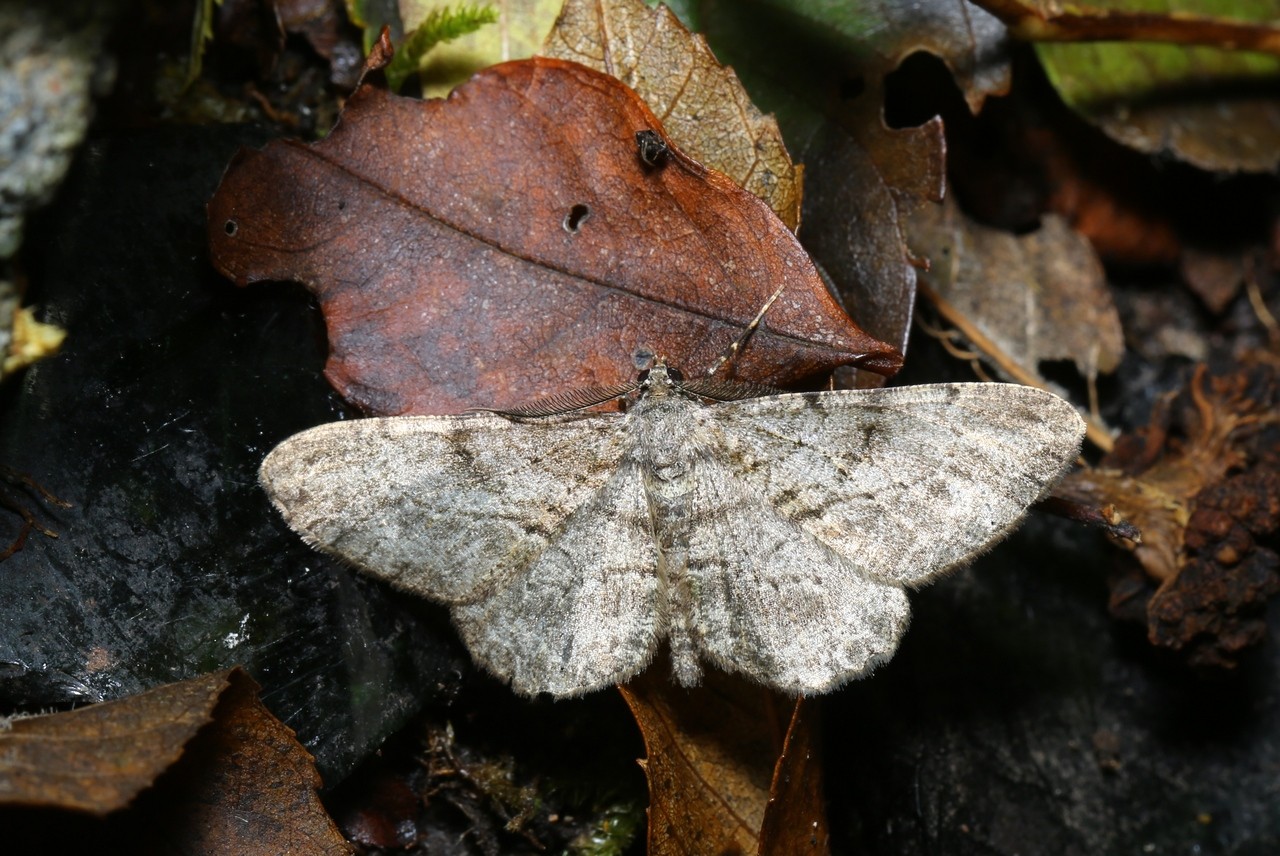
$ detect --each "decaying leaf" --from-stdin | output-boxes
[794,120,945,361]
[756,691,826,856]
[542,0,803,231]
[1056,356,1280,668]
[0,668,349,853]
[910,196,1123,448]
[208,50,900,416]
[620,668,828,856]
[1180,247,1247,315]
[1038,49,1280,175]
[167,668,349,853]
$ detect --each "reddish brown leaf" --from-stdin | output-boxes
[0,668,350,854]
[207,55,900,416]
[619,667,828,856]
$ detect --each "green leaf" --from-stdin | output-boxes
[405,0,563,97]
[1033,0,1280,170]
[1036,0,1280,106]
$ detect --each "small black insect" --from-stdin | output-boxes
[635,130,670,168]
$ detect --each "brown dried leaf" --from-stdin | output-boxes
[911,197,1122,447]
[542,0,802,231]
[619,668,828,856]
[1057,357,1280,668]
[208,54,900,415]
[0,668,229,814]
[159,668,349,853]
[0,668,350,853]
[757,693,827,856]
[714,0,1013,112]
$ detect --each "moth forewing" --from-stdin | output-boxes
[260,413,631,605]
[260,371,1085,697]
[706,382,1085,588]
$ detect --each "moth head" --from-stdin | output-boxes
[637,358,685,397]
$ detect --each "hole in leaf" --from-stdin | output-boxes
[224,219,238,236]
[563,204,590,233]
[882,51,963,129]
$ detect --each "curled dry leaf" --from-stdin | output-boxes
[910,197,1122,448]
[619,667,828,856]
[1056,357,1280,668]
[542,0,802,231]
[719,0,1012,112]
[756,693,827,856]
[208,53,899,415]
[1,667,349,854]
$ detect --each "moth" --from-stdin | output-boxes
[261,364,1084,697]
